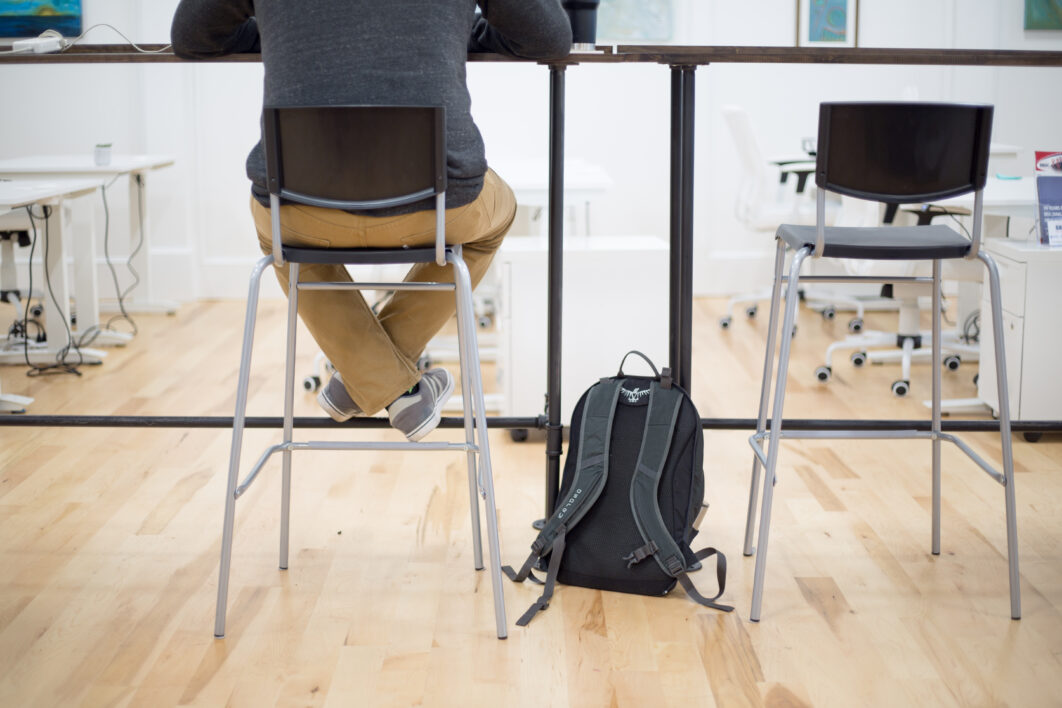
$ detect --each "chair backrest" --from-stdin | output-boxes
[263,105,446,211]
[262,105,447,265]
[815,102,993,204]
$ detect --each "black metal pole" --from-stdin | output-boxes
[1,414,1057,434]
[680,67,696,391]
[669,67,685,390]
[544,64,567,520]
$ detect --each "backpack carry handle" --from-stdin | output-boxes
[618,350,660,378]
[617,350,672,389]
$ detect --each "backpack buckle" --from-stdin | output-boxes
[623,540,660,568]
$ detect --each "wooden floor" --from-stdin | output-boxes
[1,295,1060,707]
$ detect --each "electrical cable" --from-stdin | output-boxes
[60,23,172,54]
[21,205,83,376]
[106,175,142,333]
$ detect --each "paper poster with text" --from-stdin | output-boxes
[1035,151,1062,246]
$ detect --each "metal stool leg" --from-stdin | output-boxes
[450,250,507,639]
[931,261,943,555]
[745,239,787,556]
[280,262,300,571]
[979,252,1021,619]
[451,248,485,572]
[750,246,810,622]
[215,255,273,638]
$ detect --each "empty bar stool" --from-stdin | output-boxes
[744,102,1020,622]
[214,105,507,639]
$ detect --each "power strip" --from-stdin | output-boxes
[12,36,64,54]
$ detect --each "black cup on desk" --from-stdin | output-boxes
[563,0,601,50]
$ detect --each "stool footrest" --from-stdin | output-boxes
[234,439,479,499]
[748,428,1005,485]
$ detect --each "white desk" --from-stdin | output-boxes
[492,157,613,236]
[0,178,110,406]
[931,175,1038,219]
[0,155,177,330]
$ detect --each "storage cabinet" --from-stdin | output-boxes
[978,239,1062,420]
[495,235,669,423]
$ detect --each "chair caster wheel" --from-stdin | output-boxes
[745,305,758,319]
[814,365,832,382]
[478,316,492,329]
[848,318,864,333]
[719,316,732,329]
[891,379,910,397]
[323,360,336,376]
[30,304,44,318]
[850,351,867,367]
[417,355,432,372]
[943,355,961,371]
[821,306,836,321]
[509,428,529,442]
[303,375,321,392]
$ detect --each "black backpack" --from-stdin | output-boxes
[504,352,732,626]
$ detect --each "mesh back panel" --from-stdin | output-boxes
[818,103,992,203]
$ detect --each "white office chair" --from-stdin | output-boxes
[719,105,861,331]
[812,197,981,396]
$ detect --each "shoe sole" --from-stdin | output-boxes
[404,371,455,442]
[317,388,356,422]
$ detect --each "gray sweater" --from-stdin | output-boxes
[171,0,572,212]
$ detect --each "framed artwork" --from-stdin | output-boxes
[0,0,82,38]
[1024,0,1062,30]
[797,0,858,48]
[597,0,674,43]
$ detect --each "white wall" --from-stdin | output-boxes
[1,0,1059,300]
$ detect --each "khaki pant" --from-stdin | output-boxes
[251,169,516,414]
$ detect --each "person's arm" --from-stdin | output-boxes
[171,0,259,60]
[468,0,572,60]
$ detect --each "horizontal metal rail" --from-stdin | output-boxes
[0,414,1058,432]
[296,281,453,291]
[235,439,478,498]
[749,429,1008,485]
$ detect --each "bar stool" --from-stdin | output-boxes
[744,102,1020,622]
[213,105,507,639]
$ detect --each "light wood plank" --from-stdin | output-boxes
[0,296,1059,706]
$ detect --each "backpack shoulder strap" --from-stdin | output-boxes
[503,378,623,625]
[626,382,734,612]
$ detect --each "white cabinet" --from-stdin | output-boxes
[495,235,669,423]
[978,239,1062,420]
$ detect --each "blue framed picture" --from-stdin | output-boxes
[798,0,858,48]
[1025,0,1062,30]
[0,1,82,39]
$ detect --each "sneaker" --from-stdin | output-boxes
[387,368,454,442]
[316,373,363,422]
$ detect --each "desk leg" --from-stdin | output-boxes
[0,201,105,367]
[670,65,696,391]
[72,188,133,347]
[105,172,177,316]
[69,195,130,349]
[543,64,567,521]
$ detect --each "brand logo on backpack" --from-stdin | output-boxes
[620,386,650,405]
[557,488,583,519]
